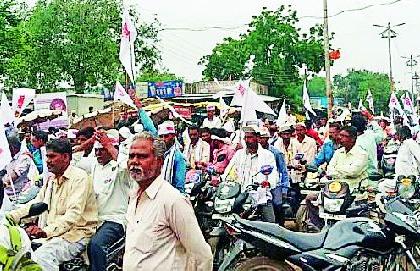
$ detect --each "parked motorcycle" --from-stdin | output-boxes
[209,165,275,268]
[218,196,420,271]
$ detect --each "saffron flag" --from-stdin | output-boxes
[114,81,136,108]
[329,49,341,60]
[119,9,137,83]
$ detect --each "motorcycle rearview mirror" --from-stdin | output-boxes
[25,202,48,218]
[259,165,273,176]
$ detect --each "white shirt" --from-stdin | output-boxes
[72,151,96,175]
[123,175,212,271]
[202,116,222,129]
[395,139,420,177]
[223,145,278,191]
[91,160,132,227]
[0,193,14,222]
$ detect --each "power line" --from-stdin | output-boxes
[158,0,407,32]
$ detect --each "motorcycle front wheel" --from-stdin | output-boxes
[235,256,294,271]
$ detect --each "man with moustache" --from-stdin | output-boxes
[7,139,98,270]
[87,130,131,271]
[123,132,213,271]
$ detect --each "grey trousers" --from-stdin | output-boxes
[33,237,87,271]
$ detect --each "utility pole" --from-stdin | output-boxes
[373,22,405,93]
[323,0,333,118]
[402,54,420,102]
[413,71,420,115]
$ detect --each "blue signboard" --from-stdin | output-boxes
[148,81,183,98]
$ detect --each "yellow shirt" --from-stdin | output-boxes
[9,165,98,243]
[327,145,369,192]
[123,175,212,271]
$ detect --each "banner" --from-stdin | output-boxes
[34,92,69,129]
[12,88,36,117]
[148,81,183,98]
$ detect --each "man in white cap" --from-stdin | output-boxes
[202,105,222,129]
[131,93,186,193]
[157,121,187,193]
[223,125,277,222]
[88,130,131,271]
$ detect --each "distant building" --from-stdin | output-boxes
[184,80,269,95]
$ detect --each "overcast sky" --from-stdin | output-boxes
[27,0,420,91]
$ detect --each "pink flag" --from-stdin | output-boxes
[119,9,137,83]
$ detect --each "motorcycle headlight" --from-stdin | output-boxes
[214,198,235,214]
[323,197,344,213]
[398,178,416,199]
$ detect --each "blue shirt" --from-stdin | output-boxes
[138,109,186,193]
[311,140,336,167]
[268,145,289,193]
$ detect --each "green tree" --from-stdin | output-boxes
[308,76,326,97]
[3,0,162,93]
[199,5,331,105]
[0,0,27,78]
[137,69,183,82]
[333,69,391,113]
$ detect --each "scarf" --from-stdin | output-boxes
[163,145,178,185]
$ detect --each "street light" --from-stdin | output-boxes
[402,54,420,101]
[373,22,406,92]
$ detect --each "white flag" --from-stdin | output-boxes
[0,114,12,170]
[114,81,136,108]
[1,92,16,125]
[12,88,36,117]
[358,98,366,111]
[240,85,258,124]
[276,99,287,126]
[401,92,414,113]
[119,9,137,83]
[389,91,403,115]
[302,79,316,116]
[366,89,374,113]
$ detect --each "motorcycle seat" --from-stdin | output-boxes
[236,216,327,251]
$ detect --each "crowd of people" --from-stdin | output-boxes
[1,91,420,271]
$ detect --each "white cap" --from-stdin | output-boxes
[158,121,176,136]
[258,127,270,137]
[94,130,119,149]
[133,123,144,133]
[211,135,231,144]
[207,105,216,111]
[119,127,132,139]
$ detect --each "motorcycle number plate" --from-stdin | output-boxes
[212,213,233,220]
[319,212,346,220]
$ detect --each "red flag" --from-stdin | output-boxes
[329,49,341,60]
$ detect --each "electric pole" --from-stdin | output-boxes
[373,22,405,92]
[413,71,420,115]
[323,0,333,118]
[402,54,420,102]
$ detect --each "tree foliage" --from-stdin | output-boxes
[137,69,183,82]
[333,69,391,113]
[1,0,162,94]
[199,5,330,105]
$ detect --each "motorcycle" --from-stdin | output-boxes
[218,196,420,271]
[17,203,124,271]
[209,165,275,268]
